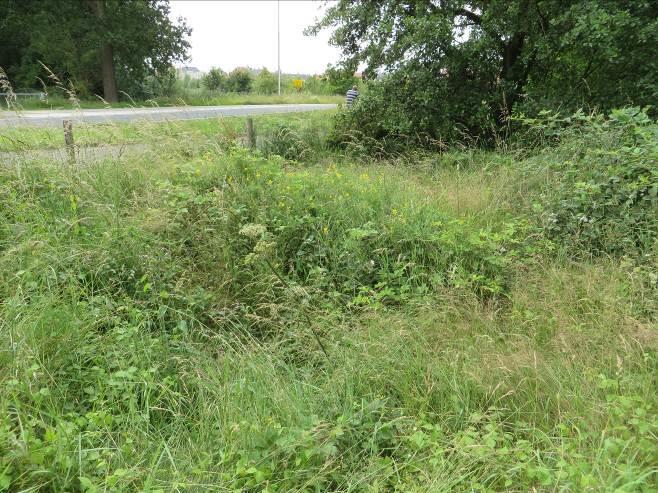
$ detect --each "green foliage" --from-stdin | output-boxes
[260,124,313,161]
[329,76,480,154]
[202,67,226,91]
[253,67,278,95]
[0,113,656,491]
[312,0,658,145]
[322,64,359,95]
[138,67,178,99]
[522,108,658,256]
[0,0,190,98]
[205,152,520,302]
[226,67,253,93]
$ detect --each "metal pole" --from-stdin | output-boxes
[277,0,281,95]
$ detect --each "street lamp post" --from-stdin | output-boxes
[277,0,281,95]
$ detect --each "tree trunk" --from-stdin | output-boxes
[92,0,118,102]
[99,43,118,102]
[497,31,526,122]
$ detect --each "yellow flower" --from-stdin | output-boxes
[322,225,329,235]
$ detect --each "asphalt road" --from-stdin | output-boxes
[0,103,337,127]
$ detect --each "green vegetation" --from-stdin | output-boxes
[0,0,190,102]
[253,69,278,96]
[0,1,353,107]
[2,93,342,112]
[314,0,658,145]
[0,111,335,152]
[1,109,656,491]
[3,0,655,490]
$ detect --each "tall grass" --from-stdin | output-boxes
[0,112,656,492]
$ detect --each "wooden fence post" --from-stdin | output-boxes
[63,120,75,164]
[246,117,256,149]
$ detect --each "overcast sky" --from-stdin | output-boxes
[169,1,341,75]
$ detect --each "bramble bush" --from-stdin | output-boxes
[521,108,658,256]
[161,149,523,313]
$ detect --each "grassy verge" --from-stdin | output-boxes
[6,93,343,111]
[0,110,336,153]
[0,114,656,491]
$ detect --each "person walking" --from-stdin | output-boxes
[345,85,359,106]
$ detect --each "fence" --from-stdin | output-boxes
[0,92,46,100]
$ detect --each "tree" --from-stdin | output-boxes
[253,68,277,94]
[91,0,119,102]
[310,0,658,142]
[0,0,191,102]
[323,64,358,95]
[203,68,226,91]
[226,68,253,93]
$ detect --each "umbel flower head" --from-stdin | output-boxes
[239,223,276,265]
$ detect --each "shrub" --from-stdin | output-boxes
[226,67,252,93]
[253,67,277,94]
[202,67,226,91]
[526,108,658,256]
[208,152,521,302]
[328,73,496,156]
[323,64,358,95]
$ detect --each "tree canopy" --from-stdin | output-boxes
[311,0,658,141]
[203,68,227,91]
[254,68,278,95]
[0,0,190,102]
[226,68,253,93]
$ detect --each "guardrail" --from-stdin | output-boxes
[0,92,46,100]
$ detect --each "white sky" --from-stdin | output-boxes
[169,1,341,75]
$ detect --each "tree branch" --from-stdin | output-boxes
[454,8,481,24]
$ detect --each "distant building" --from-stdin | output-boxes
[176,66,203,80]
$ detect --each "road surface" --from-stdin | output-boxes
[0,103,337,127]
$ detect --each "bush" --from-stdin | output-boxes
[202,67,226,91]
[323,64,359,95]
[226,67,252,93]
[208,152,520,302]
[329,72,497,156]
[140,68,178,98]
[525,108,658,256]
[253,68,277,94]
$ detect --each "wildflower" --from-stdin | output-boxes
[239,223,267,239]
[322,225,329,235]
